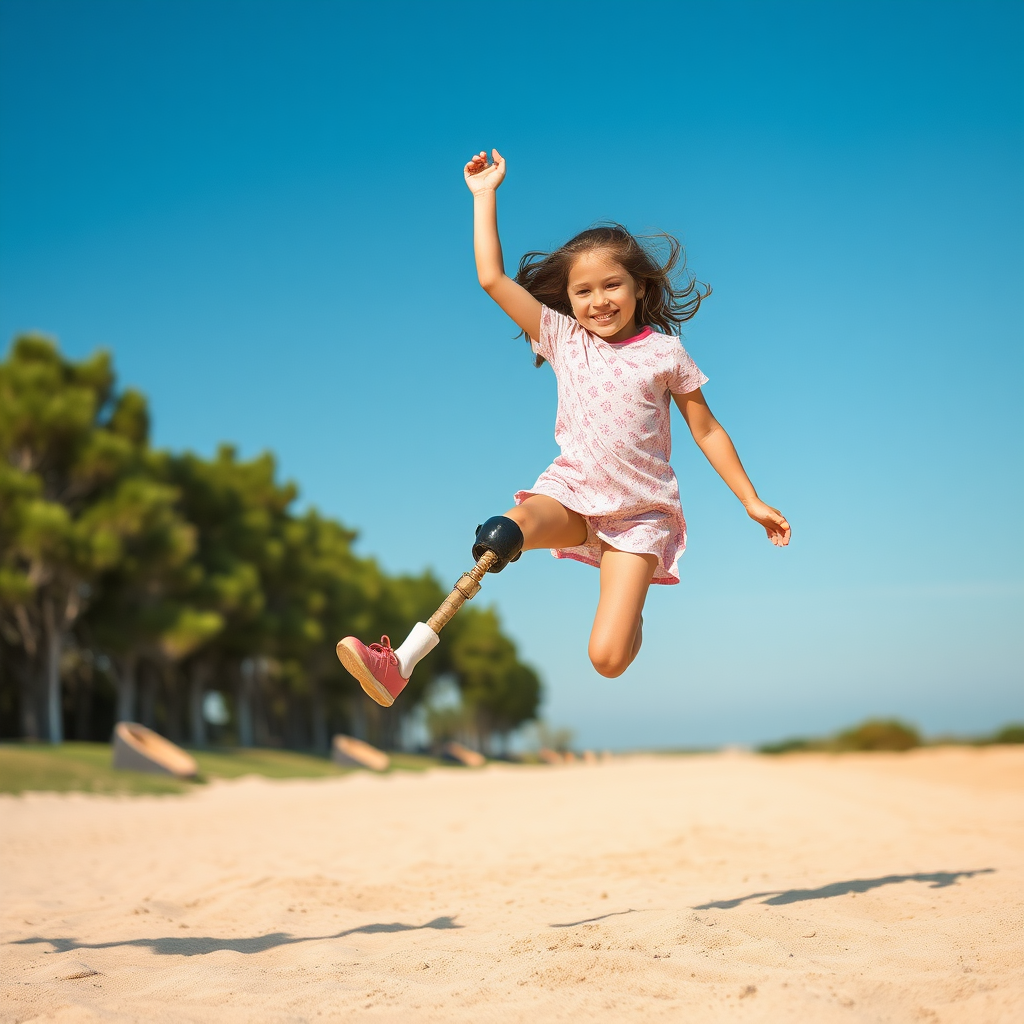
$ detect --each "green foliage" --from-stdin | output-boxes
[985,723,1024,745]
[0,335,156,742]
[536,722,575,754]
[757,736,816,755]
[833,718,920,751]
[760,718,1024,753]
[759,718,922,754]
[447,606,541,753]
[107,389,150,445]
[160,607,224,661]
[0,334,542,752]
[425,702,475,747]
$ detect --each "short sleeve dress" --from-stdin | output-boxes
[514,305,708,585]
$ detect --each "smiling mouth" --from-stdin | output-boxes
[591,311,617,323]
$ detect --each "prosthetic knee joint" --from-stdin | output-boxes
[472,516,524,572]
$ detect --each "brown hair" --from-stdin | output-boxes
[515,224,711,366]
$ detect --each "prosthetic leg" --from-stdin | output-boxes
[426,516,523,632]
[336,516,524,707]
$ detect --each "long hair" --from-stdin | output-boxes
[515,224,711,366]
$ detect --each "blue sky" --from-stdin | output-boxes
[1,0,1021,747]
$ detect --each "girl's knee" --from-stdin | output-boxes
[588,639,631,678]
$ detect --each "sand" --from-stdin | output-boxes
[2,747,1022,1023]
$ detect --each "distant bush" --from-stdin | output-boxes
[987,723,1024,745]
[834,718,920,751]
[760,718,1024,754]
[757,737,817,755]
[759,718,921,754]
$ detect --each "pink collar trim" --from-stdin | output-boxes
[607,325,653,346]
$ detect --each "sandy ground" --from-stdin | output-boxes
[2,748,1023,1023]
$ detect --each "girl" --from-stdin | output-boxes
[337,149,790,707]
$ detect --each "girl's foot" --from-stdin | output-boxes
[336,635,408,707]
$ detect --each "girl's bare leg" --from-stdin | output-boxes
[588,545,658,678]
[503,499,652,677]
[503,494,588,551]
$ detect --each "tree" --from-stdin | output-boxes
[0,334,544,752]
[82,470,202,724]
[0,337,154,740]
[448,607,542,755]
[162,446,281,745]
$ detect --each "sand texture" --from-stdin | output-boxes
[2,747,1023,1023]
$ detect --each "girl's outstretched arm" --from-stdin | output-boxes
[464,149,542,340]
[673,388,792,547]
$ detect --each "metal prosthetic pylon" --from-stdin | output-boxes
[427,550,499,634]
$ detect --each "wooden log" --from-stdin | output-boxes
[331,734,390,772]
[442,741,486,768]
[427,550,499,633]
[112,722,198,778]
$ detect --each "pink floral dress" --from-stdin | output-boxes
[514,305,708,584]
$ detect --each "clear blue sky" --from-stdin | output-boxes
[1,0,1021,748]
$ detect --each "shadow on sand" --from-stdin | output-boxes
[13,916,463,957]
[550,909,642,928]
[693,869,995,910]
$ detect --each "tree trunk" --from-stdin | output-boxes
[252,657,273,747]
[236,660,255,748]
[74,663,93,740]
[310,680,327,754]
[12,605,41,739]
[139,661,157,728]
[285,692,305,751]
[188,662,208,747]
[164,662,183,743]
[350,696,367,741]
[17,656,40,740]
[116,653,138,723]
[42,597,62,744]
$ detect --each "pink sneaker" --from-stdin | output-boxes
[335,635,408,707]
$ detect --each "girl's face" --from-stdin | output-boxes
[566,250,645,342]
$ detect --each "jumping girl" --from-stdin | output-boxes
[337,149,791,706]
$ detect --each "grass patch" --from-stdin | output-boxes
[190,747,351,781]
[0,742,452,796]
[386,751,449,772]
[0,743,190,796]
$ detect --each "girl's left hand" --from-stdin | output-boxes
[744,499,791,547]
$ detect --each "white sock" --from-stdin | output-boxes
[394,622,439,679]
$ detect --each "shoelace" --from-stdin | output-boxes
[367,636,397,665]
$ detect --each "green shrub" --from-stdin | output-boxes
[834,718,920,751]
[757,737,816,754]
[759,717,922,755]
[989,723,1024,745]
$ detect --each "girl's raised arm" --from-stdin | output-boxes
[464,150,542,341]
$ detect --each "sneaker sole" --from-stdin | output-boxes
[336,639,395,708]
